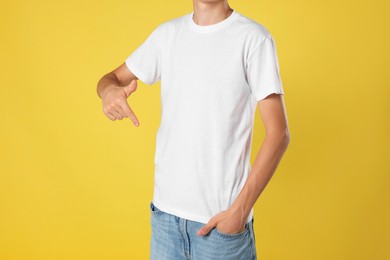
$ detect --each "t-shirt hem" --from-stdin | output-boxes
[152,199,254,225]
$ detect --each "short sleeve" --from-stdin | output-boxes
[125,25,161,85]
[246,34,284,101]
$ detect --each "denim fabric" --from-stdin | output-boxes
[150,201,257,260]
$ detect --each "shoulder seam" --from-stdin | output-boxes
[246,34,271,66]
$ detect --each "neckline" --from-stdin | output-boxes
[188,9,239,33]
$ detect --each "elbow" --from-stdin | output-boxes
[282,126,290,142]
[267,128,290,148]
[284,131,291,148]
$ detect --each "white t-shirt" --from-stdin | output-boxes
[125,9,284,225]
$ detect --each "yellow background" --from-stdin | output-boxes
[1,0,389,259]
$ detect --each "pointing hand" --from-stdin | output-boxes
[101,79,140,126]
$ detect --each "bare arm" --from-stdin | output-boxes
[96,62,138,98]
[96,63,141,126]
[230,93,290,220]
[196,93,290,236]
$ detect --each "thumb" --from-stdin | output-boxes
[197,219,217,236]
[123,79,137,98]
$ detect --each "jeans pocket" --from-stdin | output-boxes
[214,222,250,239]
[150,201,164,216]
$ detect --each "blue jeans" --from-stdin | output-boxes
[149,201,257,260]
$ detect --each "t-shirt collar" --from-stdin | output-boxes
[188,9,239,33]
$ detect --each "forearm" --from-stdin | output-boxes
[96,73,120,99]
[229,132,290,220]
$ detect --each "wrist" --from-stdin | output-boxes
[229,192,255,221]
[100,84,116,99]
[228,202,248,223]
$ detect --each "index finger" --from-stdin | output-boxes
[120,101,139,126]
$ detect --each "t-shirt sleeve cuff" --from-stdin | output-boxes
[125,59,153,85]
[255,88,284,101]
